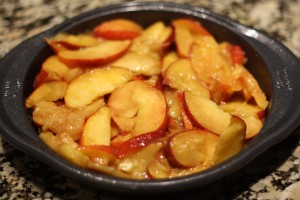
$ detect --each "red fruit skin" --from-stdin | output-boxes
[116,130,167,158]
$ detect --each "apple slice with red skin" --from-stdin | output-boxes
[108,80,168,137]
[26,80,67,108]
[80,106,111,146]
[58,40,131,67]
[166,129,218,168]
[211,116,246,165]
[183,91,232,135]
[163,58,210,98]
[65,67,133,108]
[93,18,142,40]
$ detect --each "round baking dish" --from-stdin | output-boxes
[1,2,300,193]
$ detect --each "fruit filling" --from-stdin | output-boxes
[26,18,268,179]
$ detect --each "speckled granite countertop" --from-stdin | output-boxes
[0,0,300,199]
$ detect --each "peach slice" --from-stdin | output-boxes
[163,89,182,120]
[242,116,263,139]
[26,80,67,108]
[190,39,247,102]
[39,131,63,152]
[190,36,232,84]
[183,91,232,135]
[93,18,142,40]
[46,40,69,54]
[110,133,132,147]
[148,159,171,179]
[80,106,111,146]
[109,51,161,76]
[172,18,211,36]
[50,137,121,177]
[211,116,246,165]
[172,18,210,57]
[78,145,117,166]
[154,75,163,91]
[135,75,162,90]
[163,58,210,98]
[147,151,171,179]
[40,55,84,83]
[33,98,104,140]
[46,33,100,51]
[130,21,173,55]
[237,64,268,109]
[58,40,131,67]
[40,131,126,177]
[65,67,133,108]
[163,88,184,132]
[116,141,164,179]
[108,80,167,136]
[33,70,49,89]
[219,101,264,139]
[116,130,167,158]
[39,131,91,168]
[161,51,179,74]
[177,91,193,129]
[108,21,173,76]
[228,44,246,65]
[169,165,208,178]
[173,26,193,57]
[166,129,218,168]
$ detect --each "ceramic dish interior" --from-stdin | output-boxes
[1,2,300,193]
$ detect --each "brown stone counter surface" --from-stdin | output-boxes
[0,0,299,199]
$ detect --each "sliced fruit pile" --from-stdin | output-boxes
[26,18,268,179]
